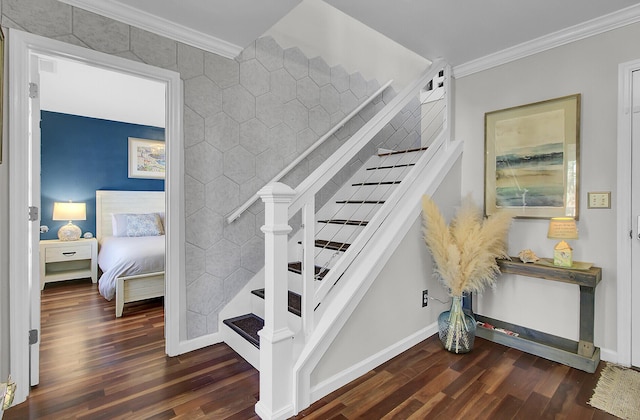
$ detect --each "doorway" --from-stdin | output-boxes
[8,29,184,404]
[617,58,640,368]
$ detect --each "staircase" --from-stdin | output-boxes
[222,146,429,358]
[219,60,462,419]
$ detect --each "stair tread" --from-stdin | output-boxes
[314,239,350,252]
[223,313,263,349]
[352,181,401,186]
[298,239,351,252]
[366,163,415,170]
[288,261,328,280]
[252,288,301,317]
[335,200,385,204]
[378,146,428,156]
[318,219,368,226]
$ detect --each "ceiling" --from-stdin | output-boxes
[61,0,640,68]
[39,56,166,127]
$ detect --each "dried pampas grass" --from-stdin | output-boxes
[421,195,512,296]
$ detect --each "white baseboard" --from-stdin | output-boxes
[176,332,223,355]
[255,401,294,420]
[310,323,439,402]
[599,347,618,364]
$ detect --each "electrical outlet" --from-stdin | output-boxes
[422,290,428,307]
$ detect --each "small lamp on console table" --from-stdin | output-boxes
[52,201,86,241]
[547,217,578,267]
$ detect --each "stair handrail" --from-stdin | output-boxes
[288,59,445,220]
[225,79,394,224]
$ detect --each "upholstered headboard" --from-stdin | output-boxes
[95,190,165,241]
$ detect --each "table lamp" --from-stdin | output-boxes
[52,201,86,241]
[547,217,578,267]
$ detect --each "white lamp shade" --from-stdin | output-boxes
[547,217,578,240]
[52,202,86,221]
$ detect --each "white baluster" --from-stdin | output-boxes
[302,199,315,337]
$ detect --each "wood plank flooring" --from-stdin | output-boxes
[5,279,615,419]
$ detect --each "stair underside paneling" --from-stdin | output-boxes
[251,288,302,317]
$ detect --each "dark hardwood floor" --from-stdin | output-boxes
[5,280,615,419]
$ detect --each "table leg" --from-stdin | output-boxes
[578,285,595,358]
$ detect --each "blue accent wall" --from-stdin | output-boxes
[40,111,165,240]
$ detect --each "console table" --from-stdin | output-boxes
[475,258,601,373]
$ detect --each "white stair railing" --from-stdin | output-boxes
[294,60,447,331]
[257,60,452,420]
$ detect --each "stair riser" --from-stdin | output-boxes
[386,128,421,151]
[288,271,304,294]
[221,323,260,369]
[338,184,396,201]
[315,223,366,244]
[360,165,414,182]
[308,248,345,270]
[377,150,423,166]
[320,203,382,221]
[251,293,302,331]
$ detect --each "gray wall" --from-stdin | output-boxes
[456,22,640,356]
[0,0,399,347]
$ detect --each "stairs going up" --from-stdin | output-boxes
[222,145,427,355]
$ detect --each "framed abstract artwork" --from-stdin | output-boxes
[128,137,165,179]
[484,94,580,219]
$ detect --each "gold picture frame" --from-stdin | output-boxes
[128,137,165,179]
[484,94,580,219]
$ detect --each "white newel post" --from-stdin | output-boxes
[256,182,296,420]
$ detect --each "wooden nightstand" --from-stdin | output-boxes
[39,238,98,290]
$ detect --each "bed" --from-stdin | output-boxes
[96,190,165,317]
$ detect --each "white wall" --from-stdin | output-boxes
[39,55,166,128]
[311,158,461,385]
[455,22,640,357]
[264,0,430,91]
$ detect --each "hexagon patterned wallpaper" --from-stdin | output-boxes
[3,0,420,339]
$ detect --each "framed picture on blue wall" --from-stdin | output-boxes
[128,137,165,179]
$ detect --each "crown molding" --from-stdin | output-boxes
[454,3,640,78]
[58,0,242,58]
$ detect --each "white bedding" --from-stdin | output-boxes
[98,235,165,301]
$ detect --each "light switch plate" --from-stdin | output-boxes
[588,192,611,209]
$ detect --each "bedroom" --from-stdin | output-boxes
[37,54,167,343]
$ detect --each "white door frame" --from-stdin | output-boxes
[8,29,184,404]
[616,58,640,367]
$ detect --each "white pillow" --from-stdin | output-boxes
[111,213,164,237]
